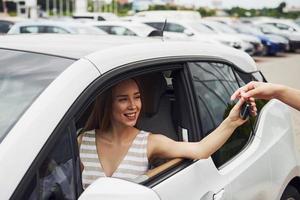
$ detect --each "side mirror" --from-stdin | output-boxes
[79,177,160,200]
[184,29,194,37]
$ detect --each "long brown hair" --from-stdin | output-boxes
[84,88,113,132]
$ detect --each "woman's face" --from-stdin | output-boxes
[111,79,141,128]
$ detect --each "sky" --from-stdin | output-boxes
[176,0,300,9]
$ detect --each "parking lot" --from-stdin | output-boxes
[255,52,300,150]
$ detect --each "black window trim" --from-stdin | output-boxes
[11,55,264,198]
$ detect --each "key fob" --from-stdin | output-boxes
[240,103,250,120]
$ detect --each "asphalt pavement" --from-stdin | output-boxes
[254,52,300,150]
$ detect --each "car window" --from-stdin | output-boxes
[20,26,39,33]
[188,62,254,167]
[165,23,185,33]
[20,127,81,200]
[109,26,136,36]
[0,21,14,33]
[0,49,74,143]
[44,26,69,33]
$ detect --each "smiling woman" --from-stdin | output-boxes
[77,74,256,189]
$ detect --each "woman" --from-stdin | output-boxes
[78,78,257,188]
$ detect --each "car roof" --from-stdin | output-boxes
[0,34,257,73]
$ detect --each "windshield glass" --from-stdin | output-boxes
[188,22,216,34]
[0,49,74,143]
[69,25,105,34]
[209,21,237,34]
[235,24,263,35]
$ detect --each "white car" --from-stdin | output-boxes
[199,20,263,56]
[72,12,119,21]
[7,20,106,35]
[0,34,300,200]
[134,18,253,52]
[86,21,157,37]
[133,10,202,21]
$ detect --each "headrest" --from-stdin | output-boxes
[136,73,167,117]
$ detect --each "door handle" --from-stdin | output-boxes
[213,188,225,200]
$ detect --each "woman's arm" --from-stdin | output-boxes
[231,81,300,111]
[148,99,253,160]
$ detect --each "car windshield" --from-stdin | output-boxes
[0,49,74,143]
[235,24,263,35]
[68,25,105,34]
[209,21,238,34]
[188,22,216,34]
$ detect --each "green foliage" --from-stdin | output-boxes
[226,3,300,19]
[197,8,216,17]
[149,4,178,11]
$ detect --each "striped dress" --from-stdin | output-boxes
[79,130,150,189]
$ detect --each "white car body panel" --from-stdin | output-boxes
[0,59,100,199]
[85,41,257,74]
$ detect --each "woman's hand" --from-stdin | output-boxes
[226,97,257,128]
[231,81,281,101]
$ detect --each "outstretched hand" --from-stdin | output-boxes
[231,81,280,101]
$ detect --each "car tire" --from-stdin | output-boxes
[280,185,300,200]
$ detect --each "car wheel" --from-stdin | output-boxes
[280,185,300,200]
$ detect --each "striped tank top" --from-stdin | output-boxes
[79,130,149,189]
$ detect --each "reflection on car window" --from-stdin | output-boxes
[0,49,74,143]
[22,128,80,200]
[189,62,254,167]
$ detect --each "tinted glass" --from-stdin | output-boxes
[0,49,74,143]
[144,22,164,30]
[23,128,79,200]
[189,62,254,167]
[165,23,185,33]
[20,26,40,33]
[0,21,13,33]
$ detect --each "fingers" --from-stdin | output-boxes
[231,81,260,101]
[233,98,245,111]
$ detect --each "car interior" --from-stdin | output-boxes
[75,69,189,184]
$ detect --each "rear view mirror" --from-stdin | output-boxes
[79,177,160,200]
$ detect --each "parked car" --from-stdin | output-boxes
[133,10,202,21]
[0,34,299,200]
[7,20,106,35]
[255,22,300,52]
[87,21,157,37]
[233,23,289,55]
[134,18,254,53]
[72,12,119,21]
[198,19,262,56]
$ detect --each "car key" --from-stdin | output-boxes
[240,102,250,120]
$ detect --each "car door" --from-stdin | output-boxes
[150,63,232,200]
[186,61,272,200]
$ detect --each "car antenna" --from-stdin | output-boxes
[147,19,167,37]
[161,19,167,34]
